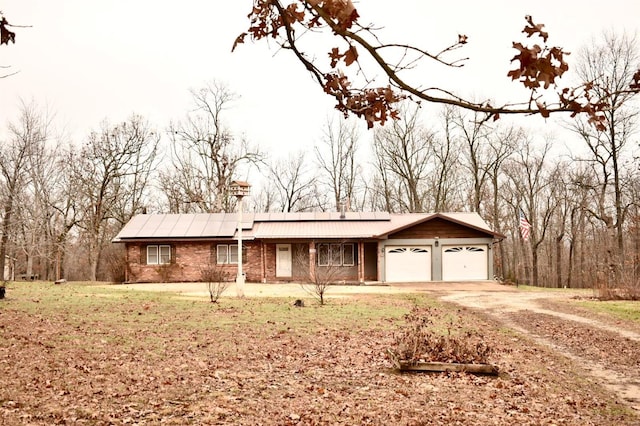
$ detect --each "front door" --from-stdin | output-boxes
[276,244,292,278]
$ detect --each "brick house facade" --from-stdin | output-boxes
[113,212,504,284]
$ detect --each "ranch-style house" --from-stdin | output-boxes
[112,211,505,284]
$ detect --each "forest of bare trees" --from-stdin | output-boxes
[1,33,638,293]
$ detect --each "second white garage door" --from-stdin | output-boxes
[442,245,488,281]
[385,246,431,282]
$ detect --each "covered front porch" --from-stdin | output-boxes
[259,240,379,283]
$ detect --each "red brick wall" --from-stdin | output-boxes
[124,240,364,283]
[125,241,263,283]
[262,243,358,283]
[264,244,276,281]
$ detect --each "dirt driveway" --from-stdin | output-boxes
[440,288,640,412]
[119,280,640,412]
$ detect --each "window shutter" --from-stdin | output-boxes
[210,244,216,265]
[170,245,176,264]
[140,245,147,265]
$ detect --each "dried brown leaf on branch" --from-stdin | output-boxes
[308,0,359,29]
[0,17,16,45]
[329,46,358,68]
[324,71,403,128]
[522,14,548,42]
[631,69,640,90]
[508,16,569,91]
[235,3,640,130]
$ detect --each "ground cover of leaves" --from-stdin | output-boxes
[506,310,640,374]
[0,283,637,425]
[537,297,640,336]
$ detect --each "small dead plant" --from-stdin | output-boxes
[388,306,492,365]
[294,244,345,305]
[201,265,230,303]
[156,263,176,283]
[595,261,640,300]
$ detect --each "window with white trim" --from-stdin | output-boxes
[147,245,171,265]
[217,244,240,264]
[342,244,355,266]
[317,243,355,266]
[318,244,330,266]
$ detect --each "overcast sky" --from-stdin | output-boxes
[2,1,639,159]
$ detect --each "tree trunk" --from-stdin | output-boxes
[0,200,15,281]
[567,238,574,289]
[555,234,563,288]
[531,245,539,286]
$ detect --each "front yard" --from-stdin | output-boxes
[0,281,637,425]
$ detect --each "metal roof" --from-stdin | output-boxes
[253,221,384,239]
[112,211,502,242]
[251,211,390,222]
[112,213,254,241]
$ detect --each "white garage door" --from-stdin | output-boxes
[385,246,431,282]
[442,245,488,281]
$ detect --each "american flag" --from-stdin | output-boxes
[519,208,531,241]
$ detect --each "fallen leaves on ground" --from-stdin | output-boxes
[0,287,637,425]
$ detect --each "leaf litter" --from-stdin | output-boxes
[0,286,638,425]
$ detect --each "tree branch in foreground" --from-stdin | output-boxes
[234,1,640,130]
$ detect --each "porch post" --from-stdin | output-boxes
[309,241,316,282]
[261,241,266,283]
[358,242,365,283]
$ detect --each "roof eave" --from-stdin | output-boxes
[112,236,256,243]
[374,212,504,239]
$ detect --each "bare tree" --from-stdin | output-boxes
[569,31,640,268]
[268,151,317,212]
[48,147,81,280]
[503,139,556,286]
[429,107,465,212]
[547,165,574,288]
[314,117,362,211]
[74,115,160,281]
[367,154,396,212]
[450,108,493,213]
[15,131,60,280]
[162,81,263,213]
[0,100,49,279]
[372,103,434,212]
[484,126,521,279]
